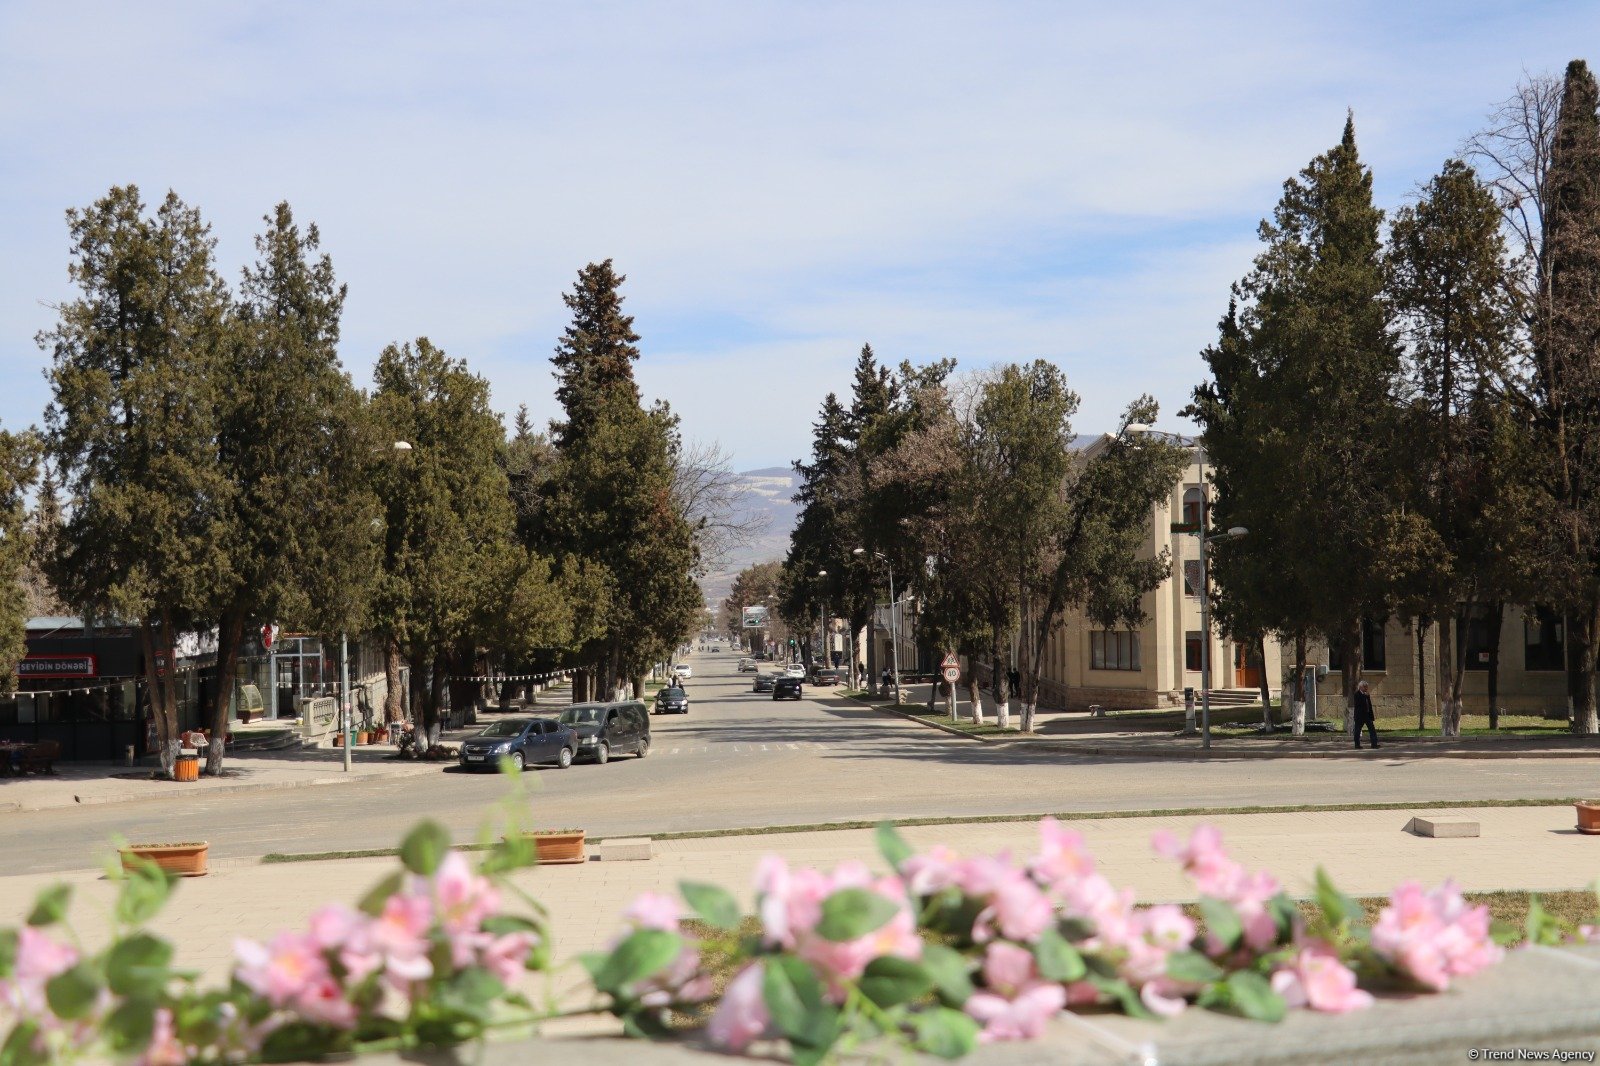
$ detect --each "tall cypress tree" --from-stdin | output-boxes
[0,430,39,691]
[550,259,641,449]
[1535,60,1600,733]
[1193,118,1404,727]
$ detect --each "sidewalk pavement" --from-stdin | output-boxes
[1,804,1591,987]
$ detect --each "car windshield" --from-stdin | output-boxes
[559,706,606,726]
[660,687,685,697]
[479,720,527,738]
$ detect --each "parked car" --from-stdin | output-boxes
[738,657,756,672]
[784,663,806,679]
[673,663,693,680]
[458,717,575,771]
[811,667,845,686]
[558,702,651,763]
[752,673,777,693]
[773,676,804,700]
[655,685,689,715]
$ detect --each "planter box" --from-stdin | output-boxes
[514,831,586,865]
[1577,801,1600,835]
[121,842,209,877]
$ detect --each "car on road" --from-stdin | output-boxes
[810,667,845,686]
[752,673,777,693]
[558,701,651,764]
[773,676,803,700]
[655,685,689,715]
[783,663,806,679]
[673,663,693,680]
[738,657,755,672]
[458,717,575,771]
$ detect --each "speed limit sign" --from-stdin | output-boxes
[942,665,961,682]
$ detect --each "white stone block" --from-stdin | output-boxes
[1405,817,1479,838]
[597,837,653,861]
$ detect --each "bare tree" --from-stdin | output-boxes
[671,438,770,575]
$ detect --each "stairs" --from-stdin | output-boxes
[1203,688,1266,708]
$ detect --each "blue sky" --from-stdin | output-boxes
[1,2,1593,470]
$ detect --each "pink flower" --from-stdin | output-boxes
[294,976,358,1028]
[973,868,1054,944]
[902,845,963,896]
[307,904,363,952]
[965,982,1066,1042]
[1271,947,1373,1013]
[706,964,770,1052]
[480,931,540,984]
[1030,818,1097,888]
[433,852,500,936]
[981,941,1037,995]
[1,927,78,1017]
[755,856,919,990]
[1138,904,1196,952]
[136,1008,187,1066]
[339,893,433,987]
[1372,881,1500,991]
[1138,976,1190,1018]
[234,932,331,1006]
[623,891,683,932]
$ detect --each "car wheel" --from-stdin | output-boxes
[507,751,525,770]
[637,737,650,758]
[596,742,610,765]
[557,746,572,769]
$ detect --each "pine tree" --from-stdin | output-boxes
[550,259,641,449]
[204,203,379,771]
[41,186,231,776]
[0,430,40,690]
[1534,60,1600,734]
[1196,117,1404,728]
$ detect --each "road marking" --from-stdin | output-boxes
[672,748,679,755]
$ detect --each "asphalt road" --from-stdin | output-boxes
[5,650,1599,874]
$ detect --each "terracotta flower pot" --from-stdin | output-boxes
[333,734,345,747]
[1577,801,1600,835]
[121,842,209,877]
[357,731,371,745]
[515,830,586,865]
[174,754,201,782]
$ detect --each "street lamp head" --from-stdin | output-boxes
[1227,526,1248,537]
[817,569,828,577]
[1125,422,1153,434]
[393,441,413,452]
[852,547,865,555]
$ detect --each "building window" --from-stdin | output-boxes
[1525,607,1565,672]
[1091,631,1141,671]
[1330,619,1386,672]
[1458,606,1496,672]
[1182,560,1203,599]
[1185,632,1202,672]
[1181,486,1204,529]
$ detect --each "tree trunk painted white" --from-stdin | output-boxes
[1291,700,1306,735]
[1021,700,1036,734]
[998,699,1011,730]
[968,677,984,726]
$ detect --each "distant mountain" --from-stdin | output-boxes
[698,466,800,605]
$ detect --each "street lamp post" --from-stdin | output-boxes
[1126,424,1246,750]
[816,570,829,669]
[853,548,900,704]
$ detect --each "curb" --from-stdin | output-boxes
[2,763,437,814]
[854,696,1600,761]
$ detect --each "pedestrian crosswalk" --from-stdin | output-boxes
[656,741,825,757]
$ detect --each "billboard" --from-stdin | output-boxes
[742,605,770,629]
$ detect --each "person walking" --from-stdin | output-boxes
[1353,680,1379,749]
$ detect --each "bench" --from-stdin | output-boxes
[20,740,60,775]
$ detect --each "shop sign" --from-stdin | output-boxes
[19,655,98,678]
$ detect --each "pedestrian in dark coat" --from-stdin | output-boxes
[1353,680,1379,749]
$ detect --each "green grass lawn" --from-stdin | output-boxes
[907,712,1019,737]
[1213,712,1575,740]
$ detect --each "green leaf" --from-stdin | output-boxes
[104,996,158,1052]
[357,870,406,917]
[761,957,837,1052]
[398,820,451,876]
[114,860,172,925]
[1314,867,1362,927]
[920,943,975,1006]
[592,929,681,993]
[874,822,914,872]
[912,1007,980,1060]
[45,963,100,1020]
[1197,897,1242,951]
[1489,918,1523,947]
[1268,892,1299,940]
[0,1021,48,1066]
[1165,949,1224,985]
[1087,973,1156,1020]
[1034,927,1087,982]
[1223,970,1286,1022]
[679,881,741,931]
[859,956,931,1008]
[0,929,17,979]
[26,884,71,928]
[815,887,899,942]
[106,933,173,996]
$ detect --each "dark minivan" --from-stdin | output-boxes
[558,701,651,764]
[458,717,576,771]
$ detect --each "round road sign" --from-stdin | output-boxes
[941,665,961,683]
